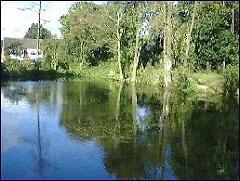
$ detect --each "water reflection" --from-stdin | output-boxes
[1,80,239,179]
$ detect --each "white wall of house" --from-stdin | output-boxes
[9,54,23,61]
[9,48,43,62]
[27,48,43,61]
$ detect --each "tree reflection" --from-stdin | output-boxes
[1,82,59,177]
[4,80,235,179]
[60,81,238,179]
[33,85,58,177]
[168,92,239,180]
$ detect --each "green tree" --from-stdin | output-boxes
[193,2,238,70]
[41,37,60,70]
[24,23,52,39]
[59,2,112,71]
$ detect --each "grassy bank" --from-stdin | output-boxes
[1,61,238,97]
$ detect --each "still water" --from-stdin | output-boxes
[1,80,239,180]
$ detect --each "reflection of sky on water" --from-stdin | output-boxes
[138,106,150,119]
[145,147,178,180]
[2,80,237,179]
[1,91,31,152]
[1,82,117,180]
[137,106,151,131]
[162,147,178,180]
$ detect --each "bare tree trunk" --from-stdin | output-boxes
[185,1,197,57]
[131,2,143,83]
[131,28,141,82]
[80,40,84,62]
[222,59,226,72]
[79,40,84,70]
[206,61,211,71]
[53,39,58,71]
[231,7,234,34]
[117,11,124,81]
[163,2,173,88]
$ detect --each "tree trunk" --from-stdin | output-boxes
[131,28,141,82]
[117,12,124,81]
[222,59,226,72]
[80,40,84,71]
[54,39,58,71]
[185,1,197,58]
[80,40,84,63]
[163,2,173,88]
[206,61,211,71]
[231,7,234,34]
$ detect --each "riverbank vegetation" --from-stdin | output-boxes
[2,1,239,96]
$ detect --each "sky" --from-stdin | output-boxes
[1,1,106,40]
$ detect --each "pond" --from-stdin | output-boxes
[1,80,239,180]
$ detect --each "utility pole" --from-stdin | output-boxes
[37,1,42,56]
[18,1,50,61]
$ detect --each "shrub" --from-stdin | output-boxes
[223,64,239,96]
[172,64,194,95]
[137,63,164,86]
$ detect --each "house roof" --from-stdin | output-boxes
[3,37,44,49]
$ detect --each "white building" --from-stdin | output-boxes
[2,37,44,63]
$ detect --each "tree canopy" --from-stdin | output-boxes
[24,23,52,39]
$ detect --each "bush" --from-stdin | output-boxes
[223,64,239,96]
[82,60,120,80]
[137,63,164,86]
[172,64,194,95]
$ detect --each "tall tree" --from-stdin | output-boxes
[193,2,238,69]
[41,37,60,70]
[24,23,52,39]
[105,2,125,80]
[163,2,173,88]
[131,2,146,82]
[185,1,197,58]
[117,9,124,80]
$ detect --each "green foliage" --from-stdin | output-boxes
[137,63,164,86]
[88,44,113,66]
[193,2,238,69]
[223,64,239,96]
[139,36,163,67]
[59,2,114,66]
[1,59,73,81]
[24,23,52,39]
[172,64,195,95]
[83,61,120,81]
[41,38,61,70]
[2,1,239,94]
